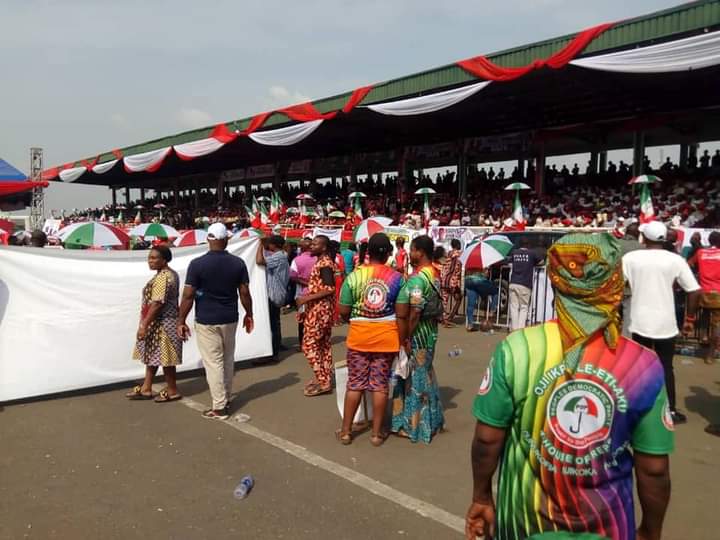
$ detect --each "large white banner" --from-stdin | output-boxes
[312,227,342,243]
[0,238,272,402]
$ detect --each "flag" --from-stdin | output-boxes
[423,194,431,229]
[512,191,526,230]
[639,184,655,223]
[353,196,363,226]
[269,192,280,223]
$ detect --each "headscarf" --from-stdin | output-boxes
[546,232,623,370]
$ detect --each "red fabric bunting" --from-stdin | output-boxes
[342,85,374,113]
[80,156,99,169]
[210,123,238,143]
[111,149,124,159]
[279,102,338,122]
[0,181,49,197]
[457,22,614,81]
[41,168,59,181]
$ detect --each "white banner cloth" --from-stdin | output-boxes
[570,30,720,73]
[124,147,172,173]
[312,227,342,243]
[0,239,272,401]
[92,160,119,175]
[174,137,225,160]
[366,81,491,116]
[59,166,87,183]
[248,120,323,146]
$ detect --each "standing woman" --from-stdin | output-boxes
[126,245,183,402]
[392,235,445,443]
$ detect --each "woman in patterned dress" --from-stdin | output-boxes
[125,245,183,402]
[392,235,445,443]
[297,235,337,397]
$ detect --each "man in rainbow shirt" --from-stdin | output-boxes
[466,233,674,540]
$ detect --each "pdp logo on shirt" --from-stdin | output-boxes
[363,279,389,312]
[477,366,493,395]
[547,380,614,449]
[662,401,675,431]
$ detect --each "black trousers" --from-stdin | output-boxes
[268,301,282,357]
[632,333,677,411]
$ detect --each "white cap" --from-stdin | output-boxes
[639,221,667,242]
[207,222,229,240]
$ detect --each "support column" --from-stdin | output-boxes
[140,188,145,202]
[193,185,199,208]
[217,177,225,205]
[632,131,645,177]
[679,143,689,172]
[534,144,546,195]
[174,181,179,207]
[589,151,599,177]
[688,142,699,169]
[457,148,468,200]
[111,188,117,207]
[517,157,525,180]
[124,187,130,206]
[599,151,608,174]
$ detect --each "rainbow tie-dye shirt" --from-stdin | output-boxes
[473,322,674,540]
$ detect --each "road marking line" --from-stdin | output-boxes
[181,397,465,535]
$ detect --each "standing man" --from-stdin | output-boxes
[696,231,720,366]
[297,235,336,397]
[467,233,674,540]
[257,235,289,360]
[623,221,700,424]
[290,238,316,349]
[178,223,254,420]
[508,238,541,331]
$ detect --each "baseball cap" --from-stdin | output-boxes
[639,221,667,242]
[207,222,229,240]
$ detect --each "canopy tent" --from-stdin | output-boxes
[0,158,27,182]
[0,158,47,198]
[38,1,720,188]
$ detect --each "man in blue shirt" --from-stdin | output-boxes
[179,223,254,420]
[257,235,289,360]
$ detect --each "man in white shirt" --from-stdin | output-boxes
[623,220,700,424]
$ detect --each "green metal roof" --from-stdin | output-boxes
[76,0,720,167]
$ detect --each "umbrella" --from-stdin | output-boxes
[134,205,145,209]
[286,207,300,214]
[173,229,208,247]
[414,187,437,195]
[348,192,367,199]
[296,193,314,200]
[504,182,531,191]
[116,205,127,210]
[329,210,346,218]
[129,223,180,239]
[256,196,271,202]
[628,174,662,185]
[354,217,393,243]
[460,235,514,269]
[153,203,167,209]
[0,228,9,245]
[57,222,130,248]
[237,228,261,238]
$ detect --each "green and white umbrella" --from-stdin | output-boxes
[503,182,531,191]
[348,191,367,199]
[256,196,272,202]
[460,235,514,269]
[329,210,346,218]
[414,187,437,195]
[628,174,662,185]
[129,223,180,239]
[57,222,130,248]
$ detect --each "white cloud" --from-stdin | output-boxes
[109,113,127,128]
[266,85,311,108]
[176,108,213,129]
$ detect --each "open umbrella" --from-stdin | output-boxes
[329,210,346,219]
[414,187,437,195]
[129,223,180,239]
[628,174,662,185]
[286,207,300,214]
[503,182,531,191]
[134,205,145,209]
[347,192,367,199]
[153,203,167,209]
[173,229,208,247]
[256,196,271,203]
[0,228,9,245]
[460,235,514,269]
[354,216,393,243]
[58,222,130,248]
[296,193,314,200]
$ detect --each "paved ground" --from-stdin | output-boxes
[2,314,720,539]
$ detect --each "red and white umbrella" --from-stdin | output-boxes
[57,222,130,248]
[0,228,9,245]
[173,229,208,247]
[354,216,392,243]
[237,228,261,238]
[296,193,314,201]
[460,235,514,269]
[129,223,180,239]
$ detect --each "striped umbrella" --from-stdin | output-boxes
[628,174,662,185]
[329,210,346,218]
[129,223,180,239]
[58,222,130,248]
[347,192,367,199]
[173,229,208,247]
[354,217,392,243]
[503,182,531,191]
[460,235,514,269]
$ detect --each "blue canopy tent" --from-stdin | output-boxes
[0,158,27,182]
[0,158,47,198]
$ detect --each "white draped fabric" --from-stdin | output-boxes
[174,137,225,160]
[366,81,491,116]
[123,147,172,173]
[59,166,87,182]
[248,119,324,146]
[570,30,720,73]
[92,160,119,175]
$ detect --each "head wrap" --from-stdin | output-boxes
[546,232,623,370]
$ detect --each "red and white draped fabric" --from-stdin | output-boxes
[124,147,172,173]
[173,124,238,161]
[0,181,48,197]
[92,160,119,175]
[570,30,720,73]
[58,166,87,182]
[366,81,491,116]
[248,119,324,146]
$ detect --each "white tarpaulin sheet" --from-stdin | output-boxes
[0,238,272,402]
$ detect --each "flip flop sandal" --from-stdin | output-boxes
[304,384,332,397]
[335,429,353,445]
[370,432,389,447]
[154,389,182,403]
[125,385,154,400]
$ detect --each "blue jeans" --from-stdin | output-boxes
[465,275,498,325]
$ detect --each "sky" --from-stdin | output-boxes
[0,0,695,211]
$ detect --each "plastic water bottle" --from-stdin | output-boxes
[448,346,463,358]
[233,475,254,500]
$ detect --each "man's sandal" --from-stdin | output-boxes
[125,385,154,400]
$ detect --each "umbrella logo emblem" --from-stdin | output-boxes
[547,380,614,449]
[662,401,674,432]
[363,280,389,312]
